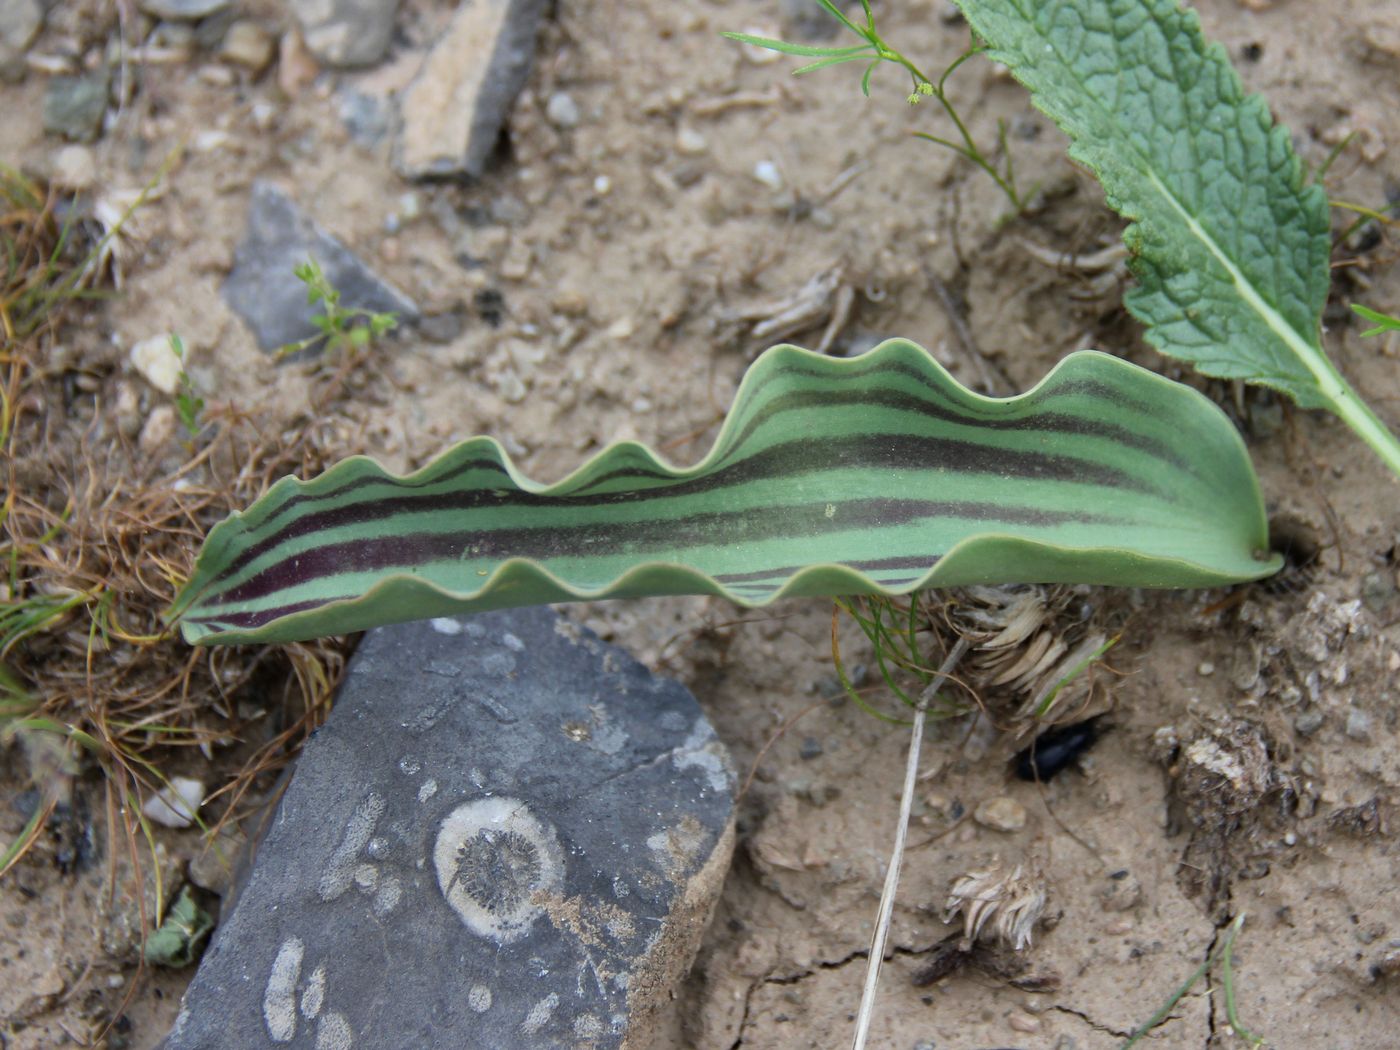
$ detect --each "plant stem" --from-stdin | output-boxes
[850,637,968,1050]
[1327,373,1400,479]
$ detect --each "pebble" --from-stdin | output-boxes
[50,143,96,189]
[142,777,206,829]
[675,126,707,154]
[188,826,248,895]
[277,28,319,95]
[752,159,784,191]
[735,26,783,63]
[290,0,395,68]
[1196,661,1215,676]
[43,72,109,142]
[1294,708,1324,737]
[219,20,275,72]
[545,91,580,128]
[974,796,1027,832]
[138,406,175,452]
[1345,707,1373,742]
[0,0,43,64]
[798,737,823,761]
[129,335,183,394]
[1008,1011,1041,1034]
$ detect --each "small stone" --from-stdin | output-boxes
[222,181,418,351]
[142,777,206,829]
[974,796,1027,832]
[1008,1011,1041,1034]
[798,737,823,761]
[752,159,784,191]
[544,91,580,128]
[1345,707,1373,742]
[397,0,550,179]
[136,0,228,19]
[499,240,533,281]
[161,607,735,1050]
[277,28,319,95]
[1293,708,1325,737]
[43,72,109,142]
[1196,661,1215,677]
[0,0,43,64]
[220,20,275,72]
[675,126,707,155]
[188,827,248,895]
[290,0,397,68]
[138,405,177,453]
[129,335,183,394]
[50,143,96,189]
[338,89,393,149]
[779,0,839,41]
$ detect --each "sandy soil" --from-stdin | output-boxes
[4,0,1400,1047]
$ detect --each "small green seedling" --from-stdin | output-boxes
[169,334,205,443]
[274,257,398,360]
[143,885,215,968]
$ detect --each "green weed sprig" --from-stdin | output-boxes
[724,1,1024,209]
[274,257,398,360]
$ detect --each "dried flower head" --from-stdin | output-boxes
[943,859,1048,951]
[945,585,1113,732]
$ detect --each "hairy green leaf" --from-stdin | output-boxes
[169,342,1275,645]
[955,0,1400,474]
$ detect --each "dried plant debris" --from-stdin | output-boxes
[942,857,1049,951]
[1154,716,1302,914]
[943,584,1117,733]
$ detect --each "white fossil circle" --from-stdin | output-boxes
[433,797,563,942]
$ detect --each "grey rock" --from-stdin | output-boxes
[338,88,393,149]
[222,181,418,351]
[163,607,736,1050]
[779,0,839,41]
[1293,708,1325,737]
[397,0,549,179]
[291,0,397,69]
[0,0,42,63]
[43,72,109,143]
[1345,707,1373,742]
[136,0,229,19]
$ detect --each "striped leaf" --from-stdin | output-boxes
[169,341,1277,645]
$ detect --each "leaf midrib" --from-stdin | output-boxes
[1020,3,1340,403]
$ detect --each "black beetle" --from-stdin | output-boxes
[1014,717,1104,781]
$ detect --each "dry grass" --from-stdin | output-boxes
[0,168,355,919]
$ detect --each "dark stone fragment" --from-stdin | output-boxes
[222,181,419,352]
[163,606,735,1049]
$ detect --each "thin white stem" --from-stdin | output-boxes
[850,637,969,1050]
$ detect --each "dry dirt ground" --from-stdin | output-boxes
[4,0,1400,1047]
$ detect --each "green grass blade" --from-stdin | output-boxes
[954,0,1400,476]
[168,341,1276,646]
[720,33,870,59]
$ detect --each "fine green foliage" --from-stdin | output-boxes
[275,257,398,359]
[724,2,1023,208]
[953,0,1400,476]
[169,341,1276,645]
[170,334,205,442]
[1353,303,1400,339]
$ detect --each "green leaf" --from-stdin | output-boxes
[954,0,1400,476]
[720,33,870,59]
[168,341,1276,645]
[143,886,214,968]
